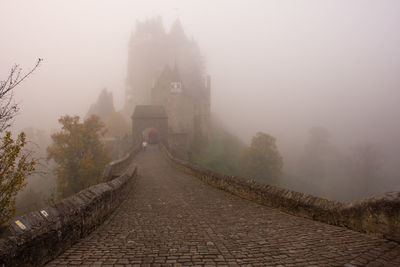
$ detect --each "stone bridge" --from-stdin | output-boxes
[1,145,400,266]
[44,145,399,266]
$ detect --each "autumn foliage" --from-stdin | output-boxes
[47,115,111,198]
[0,132,35,225]
[0,60,41,226]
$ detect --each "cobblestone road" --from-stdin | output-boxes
[46,145,400,267]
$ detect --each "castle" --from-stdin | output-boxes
[124,17,210,156]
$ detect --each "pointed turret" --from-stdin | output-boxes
[169,19,187,44]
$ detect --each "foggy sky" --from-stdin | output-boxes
[1,0,400,156]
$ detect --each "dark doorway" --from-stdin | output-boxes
[142,128,160,144]
[131,105,168,146]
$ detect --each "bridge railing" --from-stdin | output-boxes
[160,144,400,243]
[0,147,139,267]
[103,143,141,181]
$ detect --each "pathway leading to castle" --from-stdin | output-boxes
[46,145,400,267]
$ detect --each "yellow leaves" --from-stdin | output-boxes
[0,131,35,225]
[47,115,111,198]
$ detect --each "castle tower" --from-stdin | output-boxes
[125,17,210,155]
[125,17,168,116]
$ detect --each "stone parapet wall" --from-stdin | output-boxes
[103,144,141,181]
[0,158,137,266]
[160,144,400,243]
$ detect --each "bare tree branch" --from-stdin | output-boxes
[0,58,42,133]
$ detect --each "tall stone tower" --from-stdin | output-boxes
[125,17,168,116]
[125,17,210,156]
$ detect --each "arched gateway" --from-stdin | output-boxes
[131,105,168,146]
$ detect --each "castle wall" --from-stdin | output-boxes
[125,18,211,153]
[150,67,212,153]
[131,117,168,147]
[168,133,189,159]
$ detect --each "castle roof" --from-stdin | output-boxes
[131,105,167,119]
[169,19,186,42]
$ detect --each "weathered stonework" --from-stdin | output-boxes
[124,19,211,153]
[160,144,400,243]
[151,65,210,154]
[103,144,141,181]
[0,152,137,267]
[131,105,168,147]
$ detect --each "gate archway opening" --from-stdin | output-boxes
[142,127,160,144]
[131,105,168,146]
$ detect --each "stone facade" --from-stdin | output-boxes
[131,105,168,147]
[125,18,211,156]
[151,65,210,154]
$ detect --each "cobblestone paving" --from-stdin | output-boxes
[46,145,400,267]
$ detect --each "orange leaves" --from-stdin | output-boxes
[47,115,110,198]
[0,131,35,225]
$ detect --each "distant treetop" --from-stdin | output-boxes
[86,88,115,120]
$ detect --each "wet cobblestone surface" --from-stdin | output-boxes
[46,145,400,266]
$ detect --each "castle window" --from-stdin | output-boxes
[170,82,182,93]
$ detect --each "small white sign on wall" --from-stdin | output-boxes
[40,210,49,217]
[15,220,27,230]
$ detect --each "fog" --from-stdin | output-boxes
[1,0,400,201]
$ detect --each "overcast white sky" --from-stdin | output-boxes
[1,0,400,152]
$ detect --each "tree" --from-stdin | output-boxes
[240,132,283,184]
[103,111,131,159]
[0,59,42,132]
[86,88,115,120]
[350,142,383,197]
[16,127,57,214]
[191,122,246,176]
[0,132,35,225]
[47,115,111,198]
[300,126,333,181]
[0,59,41,225]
